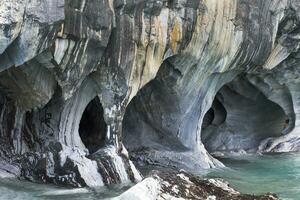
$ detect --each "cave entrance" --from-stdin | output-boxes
[201,77,288,154]
[202,97,227,130]
[79,97,107,154]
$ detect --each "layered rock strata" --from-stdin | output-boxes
[0,0,299,190]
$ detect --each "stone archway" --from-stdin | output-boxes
[201,76,288,154]
[79,96,107,154]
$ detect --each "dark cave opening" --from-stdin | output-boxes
[79,97,107,154]
[202,108,215,129]
[201,77,288,154]
[202,97,227,130]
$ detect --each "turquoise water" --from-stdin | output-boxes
[207,153,300,200]
[0,153,299,199]
[0,179,130,200]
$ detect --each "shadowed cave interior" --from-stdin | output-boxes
[79,97,107,154]
[201,77,288,154]
[201,98,227,129]
[122,74,289,161]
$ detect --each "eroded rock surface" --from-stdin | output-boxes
[113,170,279,200]
[0,0,299,194]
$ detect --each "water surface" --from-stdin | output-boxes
[0,153,299,199]
[207,152,300,200]
[0,178,130,200]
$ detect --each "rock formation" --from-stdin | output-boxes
[0,0,300,195]
[113,170,279,200]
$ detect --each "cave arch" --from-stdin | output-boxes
[79,96,107,154]
[201,76,288,154]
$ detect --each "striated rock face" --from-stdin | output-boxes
[122,0,300,168]
[0,0,300,191]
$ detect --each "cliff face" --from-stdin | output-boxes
[0,0,300,188]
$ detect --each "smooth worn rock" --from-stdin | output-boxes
[0,0,299,196]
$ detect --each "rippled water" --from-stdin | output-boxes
[0,179,130,200]
[0,153,299,200]
[207,153,300,200]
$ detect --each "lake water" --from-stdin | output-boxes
[207,153,300,200]
[0,153,299,199]
[0,179,130,200]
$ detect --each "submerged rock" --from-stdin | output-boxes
[114,170,279,200]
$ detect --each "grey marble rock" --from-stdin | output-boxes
[0,0,299,193]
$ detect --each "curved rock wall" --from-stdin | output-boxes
[201,75,288,154]
[0,0,299,187]
[123,0,300,169]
